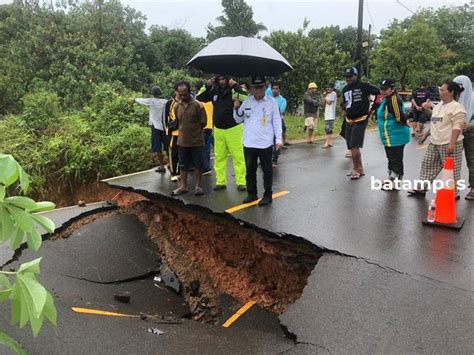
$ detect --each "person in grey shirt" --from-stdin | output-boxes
[135,86,168,173]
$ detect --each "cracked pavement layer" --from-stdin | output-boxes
[1,212,294,354]
[280,254,474,354]
[0,201,116,268]
[105,132,472,291]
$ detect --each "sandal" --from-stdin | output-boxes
[194,187,204,196]
[407,189,426,197]
[465,191,474,200]
[350,172,361,180]
[171,188,188,196]
[322,145,330,149]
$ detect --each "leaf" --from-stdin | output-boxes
[0,331,27,355]
[30,313,44,337]
[17,165,30,194]
[43,292,57,326]
[25,226,42,251]
[0,288,12,301]
[28,201,55,213]
[16,273,47,319]
[0,186,5,202]
[0,274,11,289]
[31,214,55,234]
[0,274,12,301]
[5,205,34,234]
[18,258,42,275]
[5,196,37,211]
[0,155,19,188]
[0,205,15,242]
[9,228,24,251]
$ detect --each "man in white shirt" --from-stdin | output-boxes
[135,86,168,173]
[322,83,337,149]
[234,75,283,206]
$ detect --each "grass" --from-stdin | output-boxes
[284,114,377,141]
[284,115,343,141]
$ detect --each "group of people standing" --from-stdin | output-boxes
[339,67,473,200]
[136,67,474,204]
[136,75,286,206]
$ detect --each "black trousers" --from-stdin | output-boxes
[384,145,405,178]
[244,146,273,198]
[168,136,180,176]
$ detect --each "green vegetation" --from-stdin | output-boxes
[0,154,57,354]
[0,0,470,201]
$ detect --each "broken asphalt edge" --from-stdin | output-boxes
[106,182,472,294]
[0,203,118,269]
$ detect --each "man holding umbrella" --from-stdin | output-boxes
[234,76,283,206]
[197,75,248,192]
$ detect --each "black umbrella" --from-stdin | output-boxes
[187,36,293,77]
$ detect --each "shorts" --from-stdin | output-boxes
[304,116,317,130]
[325,120,335,134]
[178,146,205,172]
[151,127,168,153]
[412,110,427,124]
[345,119,368,149]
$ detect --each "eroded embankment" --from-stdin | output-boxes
[126,198,322,323]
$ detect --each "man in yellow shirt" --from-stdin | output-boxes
[195,81,213,175]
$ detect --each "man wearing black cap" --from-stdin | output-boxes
[234,75,283,206]
[135,85,168,173]
[342,67,380,179]
[197,75,248,192]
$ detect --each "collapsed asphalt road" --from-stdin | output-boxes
[1,131,473,353]
[0,210,297,354]
[102,131,473,353]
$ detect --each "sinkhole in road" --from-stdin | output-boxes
[127,198,322,323]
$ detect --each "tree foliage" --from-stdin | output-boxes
[265,21,352,110]
[206,0,267,42]
[371,19,453,90]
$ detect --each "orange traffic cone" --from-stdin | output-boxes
[423,157,464,230]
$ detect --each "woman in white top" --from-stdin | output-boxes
[408,81,466,196]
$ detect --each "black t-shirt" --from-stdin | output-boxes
[411,88,431,106]
[342,81,380,119]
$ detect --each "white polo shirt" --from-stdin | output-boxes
[234,95,282,149]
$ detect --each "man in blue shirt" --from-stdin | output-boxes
[269,81,288,166]
[234,75,283,206]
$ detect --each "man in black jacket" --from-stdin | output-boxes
[197,75,248,191]
[342,67,380,180]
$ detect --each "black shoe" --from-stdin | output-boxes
[237,185,247,191]
[258,195,273,206]
[243,195,258,204]
[213,185,226,191]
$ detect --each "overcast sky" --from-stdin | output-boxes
[120,0,465,36]
[0,0,467,36]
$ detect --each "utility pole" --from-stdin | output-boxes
[356,0,364,73]
[366,24,371,81]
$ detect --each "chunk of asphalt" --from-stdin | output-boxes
[113,292,131,303]
[160,262,181,294]
[189,280,200,297]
